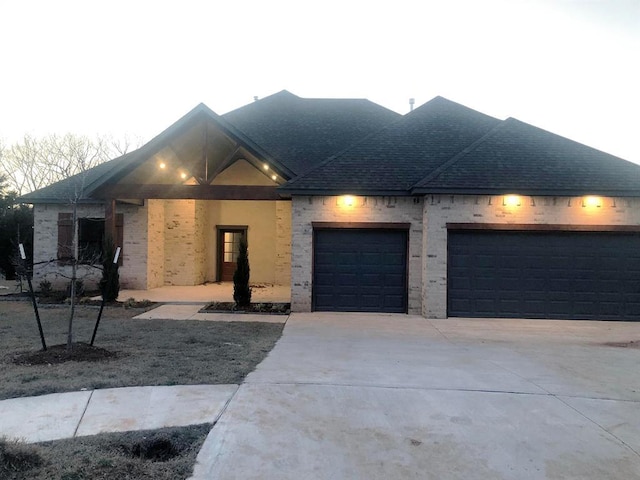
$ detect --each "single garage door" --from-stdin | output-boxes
[448,230,640,320]
[313,228,407,313]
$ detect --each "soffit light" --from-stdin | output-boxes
[341,195,355,207]
[503,194,521,207]
[582,196,602,208]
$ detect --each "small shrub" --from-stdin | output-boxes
[0,437,43,473]
[233,236,252,307]
[38,279,52,296]
[99,237,120,302]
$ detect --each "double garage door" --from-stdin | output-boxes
[448,230,640,320]
[313,228,407,313]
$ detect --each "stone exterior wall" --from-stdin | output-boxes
[275,201,292,285]
[290,193,640,319]
[32,203,148,291]
[163,200,198,285]
[423,195,640,318]
[194,200,208,284]
[146,199,165,289]
[291,195,424,314]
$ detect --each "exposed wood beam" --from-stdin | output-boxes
[94,184,283,200]
[105,199,116,240]
[203,146,241,184]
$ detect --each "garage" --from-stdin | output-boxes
[313,227,408,313]
[447,229,640,320]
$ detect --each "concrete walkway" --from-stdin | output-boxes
[0,385,238,443]
[191,313,640,480]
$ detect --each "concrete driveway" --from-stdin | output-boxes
[191,313,640,479]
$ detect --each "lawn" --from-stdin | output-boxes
[1,423,211,480]
[0,301,284,400]
[0,300,284,479]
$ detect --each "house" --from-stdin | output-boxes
[21,91,640,320]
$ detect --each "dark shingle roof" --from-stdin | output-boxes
[20,93,640,203]
[281,96,501,194]
[21,91,401,203]
[414,118,640,195]
[223,90,401,175]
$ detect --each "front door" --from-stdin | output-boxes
[218,228,246,281]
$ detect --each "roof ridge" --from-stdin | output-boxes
[411,120,507,190]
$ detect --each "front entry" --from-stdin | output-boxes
[217,227,247,281]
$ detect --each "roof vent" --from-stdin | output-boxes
[253,96,259,102]
[409,98,415,112]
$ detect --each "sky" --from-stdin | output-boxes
[1,0,639,163]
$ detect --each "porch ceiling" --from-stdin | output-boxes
[91,114,291,200]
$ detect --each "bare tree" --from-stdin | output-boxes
[0,133,141,195]
[0,132,140,351]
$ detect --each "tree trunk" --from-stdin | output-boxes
[66,203,78,352]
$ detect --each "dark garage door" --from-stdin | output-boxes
[448,230,640,320]
[313,229,407,313]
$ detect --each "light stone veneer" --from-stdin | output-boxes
[33,203,149,290]
[33,198,292,291]
[291,194,640,319]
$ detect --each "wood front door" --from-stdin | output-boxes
[218,228,246,281]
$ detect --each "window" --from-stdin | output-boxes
[57,213,123,265]
[78,218,105,263]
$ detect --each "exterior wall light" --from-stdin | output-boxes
[582,196,602,208]
[159,162,166,169]
[271,174,277,181]
[263,163,269,171]
[342,195,355,207]
[180,171,188,180]
[503,195,521,207]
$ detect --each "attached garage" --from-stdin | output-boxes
[313,226,408,313]
[447,228,640,320]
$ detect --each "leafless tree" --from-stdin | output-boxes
[0,133,141,351]
[0,133,141,195]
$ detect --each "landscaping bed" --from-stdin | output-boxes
[201,301,291,314]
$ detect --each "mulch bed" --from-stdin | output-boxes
[11,343,118,366]
[201,302,290,314]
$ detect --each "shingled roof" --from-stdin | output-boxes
[20,93,640,203]
[282,97,640,197]
[414,118,640,195]
[223,90,401,175]
[21,91,401,203]
[281,96,501,194]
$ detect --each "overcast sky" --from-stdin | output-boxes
[1,0,639,163]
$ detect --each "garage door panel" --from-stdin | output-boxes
[448,230,640,320]
[314,229,407,313]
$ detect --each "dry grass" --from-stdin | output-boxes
[0,301,284,400]
[1,423,211,480]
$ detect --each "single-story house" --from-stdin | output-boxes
[21,90,640,320]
